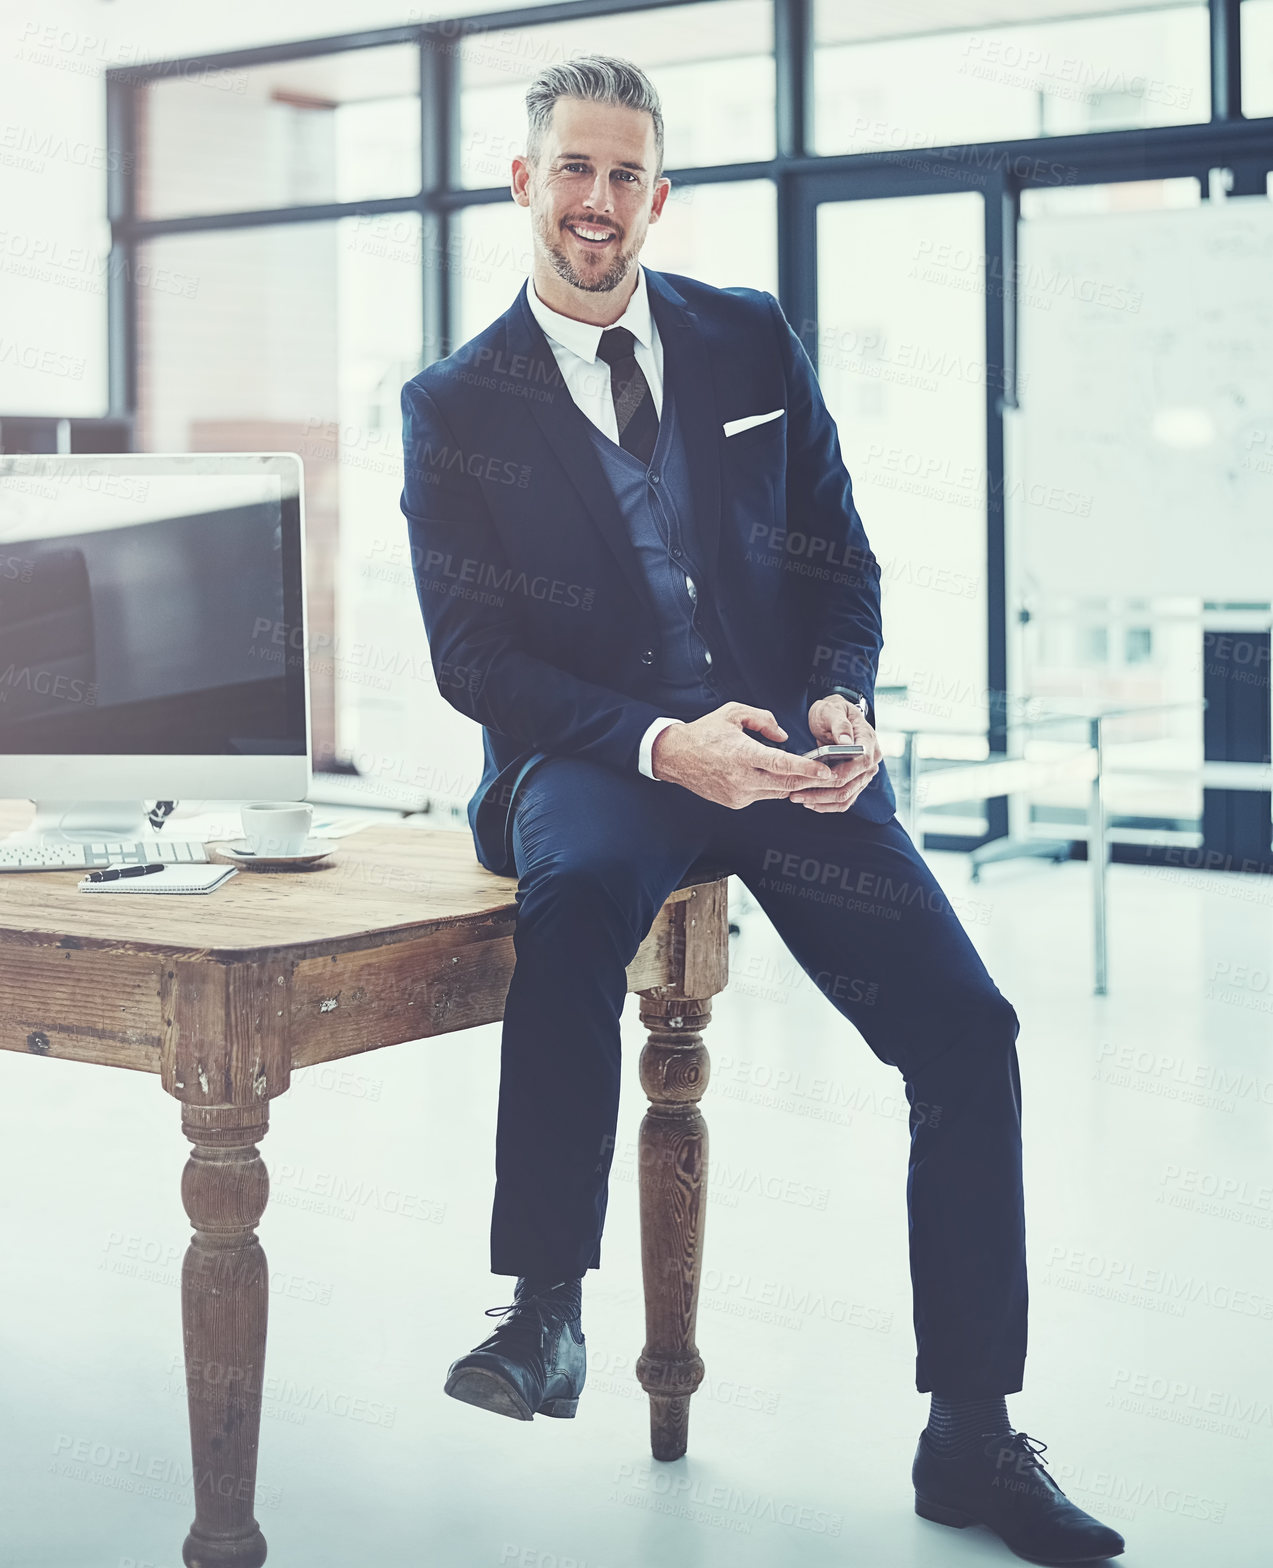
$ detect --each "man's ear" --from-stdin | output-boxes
[510,155,532,207]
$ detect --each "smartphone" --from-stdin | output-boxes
[803,743,865,760]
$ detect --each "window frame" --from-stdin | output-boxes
[105,0,1273,859]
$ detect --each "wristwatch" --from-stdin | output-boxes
[831,685,869,717]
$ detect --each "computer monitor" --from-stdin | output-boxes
[0,453,310,842]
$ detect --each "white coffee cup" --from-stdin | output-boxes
[241,802,313,857]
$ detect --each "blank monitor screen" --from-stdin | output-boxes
[0,454,307,757]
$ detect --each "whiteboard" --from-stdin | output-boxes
[1011,200,1273,600]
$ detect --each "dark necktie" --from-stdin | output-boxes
[595,325,659,466]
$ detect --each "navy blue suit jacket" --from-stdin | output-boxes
[399,266,895,876]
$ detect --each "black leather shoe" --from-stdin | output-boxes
[444,1276,586,1421]
[912,1428,1126,1565]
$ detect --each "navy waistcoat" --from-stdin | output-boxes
[583,382,730,715]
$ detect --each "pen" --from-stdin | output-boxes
[86,862,167,883]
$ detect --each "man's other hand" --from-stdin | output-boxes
[786,696,882,813]
[650,702,835,808]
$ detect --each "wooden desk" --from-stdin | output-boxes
[0,803,729,1568]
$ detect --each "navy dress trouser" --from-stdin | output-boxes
[491,754,1028,1397]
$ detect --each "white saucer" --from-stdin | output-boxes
[216,837,336,867]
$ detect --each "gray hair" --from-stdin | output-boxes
[525,53,664,182]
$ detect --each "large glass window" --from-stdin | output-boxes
[816,191,988,743]
[138,44,421,218]
[453,203,548,345]
[633,179,777,291]
[1018,174,1201,218]
[1011,177,1218,839]
[135,218,423,771]
[813,1,1208,156]
[1244,0,1273,117]
[457,0,775,189]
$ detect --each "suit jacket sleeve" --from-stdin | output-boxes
[764,292,885,725]
[400,379,672,771]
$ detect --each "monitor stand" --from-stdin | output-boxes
[21,798,155,843]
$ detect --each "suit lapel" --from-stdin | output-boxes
[646,267,722,577]
[511,281,656,620]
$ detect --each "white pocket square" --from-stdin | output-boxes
[723,408,785,437]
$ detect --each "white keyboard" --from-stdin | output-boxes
[0,838,212,872]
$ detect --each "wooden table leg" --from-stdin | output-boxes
[179,1104,270,1568]
[635,990,711,1461]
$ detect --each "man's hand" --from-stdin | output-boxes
[651,702,836,807]
[786,695,881,813]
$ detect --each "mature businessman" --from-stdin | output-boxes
[400,54,1122,1566]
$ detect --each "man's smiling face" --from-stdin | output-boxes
[514,95,670,300]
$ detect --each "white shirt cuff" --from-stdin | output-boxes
[639,717,685,780]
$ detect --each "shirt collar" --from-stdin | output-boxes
[526,263,654,363]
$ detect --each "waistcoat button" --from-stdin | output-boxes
[640,649,655,665]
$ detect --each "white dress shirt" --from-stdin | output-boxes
[525,265,692,780]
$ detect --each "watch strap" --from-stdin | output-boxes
[831,685,869,715]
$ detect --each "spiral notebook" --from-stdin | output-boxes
[78,865,240,895]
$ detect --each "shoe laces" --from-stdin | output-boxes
[480,1285,568,1351]
[989,1431,1051,1472]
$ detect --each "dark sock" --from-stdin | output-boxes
[516,1273,582,1320]
[926,1392,1012,1453]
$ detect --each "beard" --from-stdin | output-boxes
[537,209,638,293]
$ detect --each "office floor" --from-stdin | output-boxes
[1,847,1269,1567]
